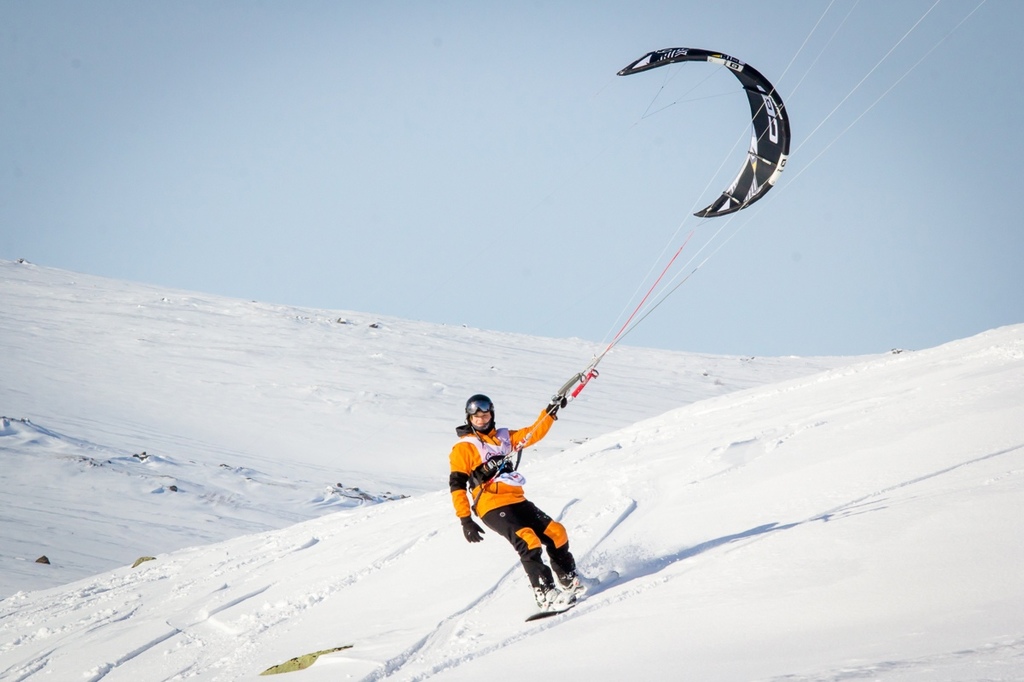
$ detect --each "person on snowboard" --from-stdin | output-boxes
[449,393,582,611]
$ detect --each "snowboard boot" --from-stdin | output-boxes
[556,572,589,599]
[534,585,572,611]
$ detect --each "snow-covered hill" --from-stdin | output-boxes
[0,259,849,596]
[2,260,1023,680]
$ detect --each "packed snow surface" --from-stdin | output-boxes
[2,260,1023,681]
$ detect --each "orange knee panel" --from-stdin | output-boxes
[543,520,568,548]
[515,527,543,550]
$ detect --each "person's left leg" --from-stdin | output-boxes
[481,504,555,590]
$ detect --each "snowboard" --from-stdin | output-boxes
[524,570,619,622]
[525,602,575,622]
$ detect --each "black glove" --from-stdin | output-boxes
[546,395,568,418]
[468,456,508,488]
[461,516,485,543]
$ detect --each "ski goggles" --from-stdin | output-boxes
[465,398,493,415]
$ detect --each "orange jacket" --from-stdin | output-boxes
[449,411,555,519]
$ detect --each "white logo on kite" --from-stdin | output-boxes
[761,94,780,144]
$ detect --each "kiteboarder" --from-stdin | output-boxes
[448,393,582,610]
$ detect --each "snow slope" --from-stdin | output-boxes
[2,260,1023,680]
[0,260,848,596]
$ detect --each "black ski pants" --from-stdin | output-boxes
[481,500,576,590]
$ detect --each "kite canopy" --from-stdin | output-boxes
[618,48,791,218]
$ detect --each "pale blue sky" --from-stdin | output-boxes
[2,1,1020,356]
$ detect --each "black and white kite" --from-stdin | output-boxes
[618,48,791,218]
